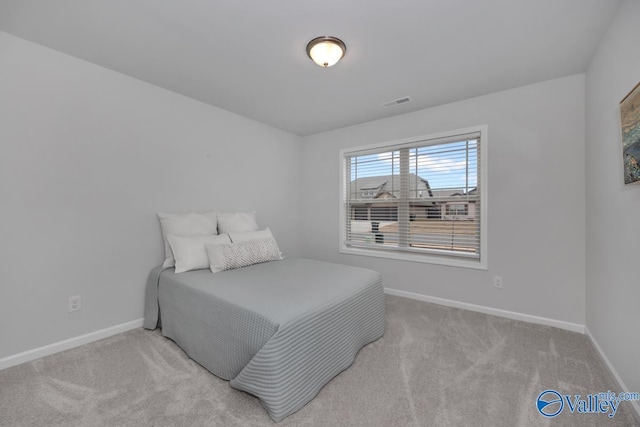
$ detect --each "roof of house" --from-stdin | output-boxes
[431,187,478,198]
[350,174,432,198]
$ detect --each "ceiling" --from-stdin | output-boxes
[0,0,621,136]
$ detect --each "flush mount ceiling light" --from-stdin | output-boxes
[306,36,346,67]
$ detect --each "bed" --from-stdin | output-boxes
[143,258,385,422]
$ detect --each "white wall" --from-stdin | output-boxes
[0,32,302,359]
[585,0,640,396]
[301,74,586,325]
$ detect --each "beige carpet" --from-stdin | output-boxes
[1,295,637,426]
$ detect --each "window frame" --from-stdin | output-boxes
[339,125,488,270]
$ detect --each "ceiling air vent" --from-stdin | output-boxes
[381,96,412,107]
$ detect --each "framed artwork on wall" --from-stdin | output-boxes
[620,81,640,184]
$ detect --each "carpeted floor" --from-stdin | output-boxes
[0,295,637,426]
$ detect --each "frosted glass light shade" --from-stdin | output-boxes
[306,36,346,67]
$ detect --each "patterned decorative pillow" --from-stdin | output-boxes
[206,237,282,273]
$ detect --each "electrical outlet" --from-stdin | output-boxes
[494,276,503,289]
[68,295,82,312]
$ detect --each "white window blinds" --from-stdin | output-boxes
[342,129,485,265]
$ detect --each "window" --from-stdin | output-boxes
[340,126,487,269]
[446,203,468,216]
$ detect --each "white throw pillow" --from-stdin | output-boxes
[217,211,259,234]
[158,211,218,268]
[206,237,282,273]
[228,227,274,243]
[168,233,231,273]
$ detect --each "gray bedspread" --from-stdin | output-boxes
[143,258,385,422]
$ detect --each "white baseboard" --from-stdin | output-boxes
[585,327,640,424]
[0,318,144,371]
[384,287,586,333]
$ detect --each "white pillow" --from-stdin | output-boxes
[168,233,231,273]
[206,237,282,273]
[228,227,274,243]
[158,211,218,268]
[217,212,259,234]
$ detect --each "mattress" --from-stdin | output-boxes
[143,258,385,422]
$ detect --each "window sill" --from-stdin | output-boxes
[340,245,488,270]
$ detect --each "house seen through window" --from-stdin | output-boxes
[340,126,487,269]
